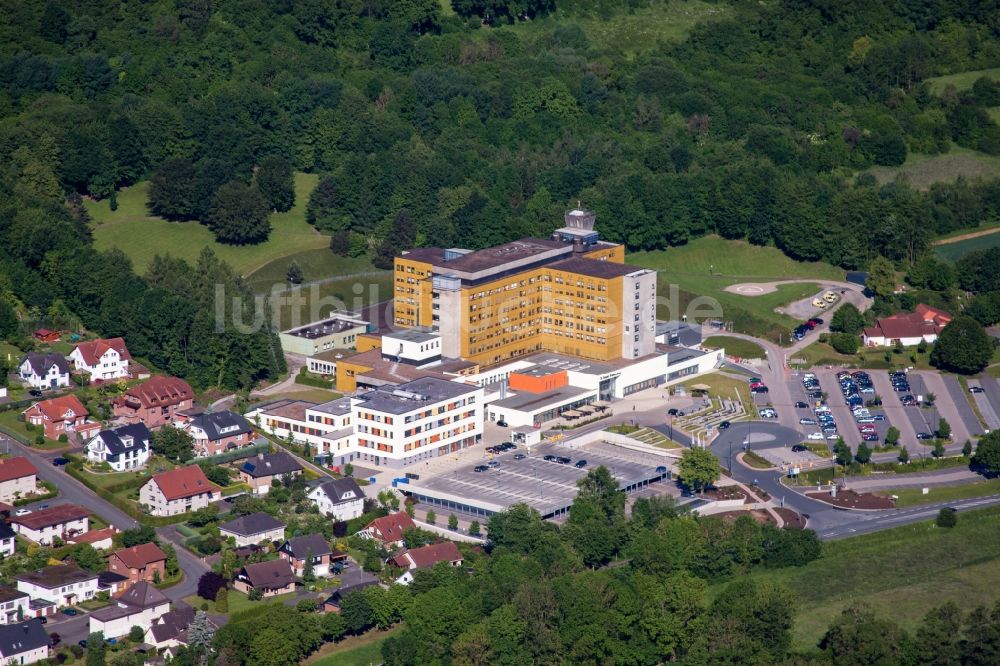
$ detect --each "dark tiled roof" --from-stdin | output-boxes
[15,564,97,589]
[90,423,151,456]
[238,559,296,589]
[239,452,302,478]
[0,619,49,656]
[20,352,69,377]
[281,534,331,559]
[219,512,285,538]
[315,478,364,505]
[546,257,646,279]
[189,410,253,441]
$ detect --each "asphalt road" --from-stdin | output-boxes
[1,436,209,604]
[709,421,1000,539]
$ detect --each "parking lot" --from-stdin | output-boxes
[969,378,1000,430]
[405,440,674,519]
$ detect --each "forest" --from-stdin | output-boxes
[1,0,1000,389]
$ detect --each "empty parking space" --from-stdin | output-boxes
[406,440,674,518]
[755,446,824,467]
[968,379,1000,429]
[921,372,981,441]
[979,377,1000,427]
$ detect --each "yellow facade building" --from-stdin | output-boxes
[392,210,657,368]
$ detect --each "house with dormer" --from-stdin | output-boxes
[307,478,365,521]
[69,337,131,382]
[86,423,151,471]
[178,411,254,457]
[22,396,100,441]
[17,353,70,390]
[112,376,194,429]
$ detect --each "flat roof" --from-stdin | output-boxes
[405,440,674,518]
[528,353,615,376]
[308,349,353,362]
[546,257,648,279]
[308,397,353,416]
[384,328,438,344]
[404,238,568,273]
[512,366,565,378]
[491,386,592,412]
[283,315,367,339]
[356,377,479,415]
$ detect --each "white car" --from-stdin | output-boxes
[806,432,825,441]
[14,509,31,517]
[826,432,841,440]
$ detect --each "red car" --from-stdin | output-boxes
[804,321,817,330]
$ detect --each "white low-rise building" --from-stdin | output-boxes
[15,565,99,609]
[0,619,50,665]
[17,353,70,390]
[139,466,221,517]
[0,524,15,559]
[69,337,131,382]
[10,505,89,546]
[0,457,38,505]
[245,397,355,461]
[307,478,365,522]
[85,423,151,471]
[88,582,170,640]
[0,588,30,625]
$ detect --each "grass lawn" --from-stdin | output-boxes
[266,272,394,330]
[628,236,843,343]
[183,590,297,616]
[926,66,1000,94]
[803,442,832,458]
[868,146,1000,192]
[0,411,63,449]
[738,504,1000,650]
[252,389,343,405]
[245,249,378,295]
[702,335,765,359]
[306,626,403,666]
[679,372,752,407]
[885,477,1000,507]
[742,450,773,469]
[88,173,329,276]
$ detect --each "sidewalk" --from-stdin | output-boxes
[843,467,982,492]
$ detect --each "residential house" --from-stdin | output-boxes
[0,457,38,504]
[0,619,50,665]
[17,353,70,390]
[145,607,198,651]
[112,376,194,429]
[180,410,255,457]
[88,581,170,640]
[10,504,89,546]
[863,304,954,347]
[139,467,221,517]
[22,395,100,441]
[238,452,303,495]
[85,423,151,471]
[232,560,297,598]
[307,478,365,522]
[391,541,463,586]
[15,565,98,611]
[322,579,378,613]
[357,512,416,548]
[69,337,131,382]
[218,513,285,548]
[108,542,167,590]
[278,534,345,578]
[97,572,129,598]
[0,588,29,625]
[0,524,15,559]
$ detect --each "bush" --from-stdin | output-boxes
[469,520,481,536]
[128,625,145,642]
[936,508,957,528]
[58,434,68,443]
[34,435,44,446]
[830,332,860,355]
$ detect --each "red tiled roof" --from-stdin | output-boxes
[121,376,194,409]
[393,541,462,569]
[366,512,415,542]
[66,527,118,545]
[11,504,88,530]
[74,337,132,367]
[25,395,88,422]
[149,466,220,501]
[914,304,952,325]
[0,457,37,483]
[865,312,944,341]
[113,542,167,569]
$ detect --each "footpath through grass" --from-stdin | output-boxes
[742,504,1000,650]
[88,173,328,275]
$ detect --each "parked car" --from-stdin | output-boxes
[62,608,78,616]
[809,318,824,325]
[513,453,526,460]
[543,455,556,461]
[791,444,808,452]
[14,509,31,517]
[795,401,809,408]
[806,432,825,441]
[487,460,499,468]
[971,386,985,393]
[556,456,572,465]
[752,386,769,394]
[718,421,731,430]
[473,465,488,472]
[916,432,933,440]
[575,460,588,468]
[51,457,69,466]
[799,418,817,425]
